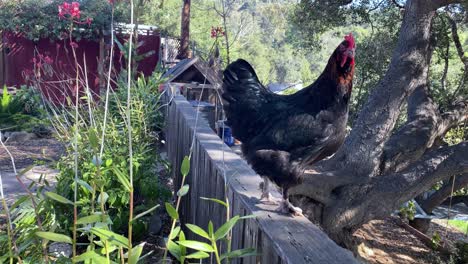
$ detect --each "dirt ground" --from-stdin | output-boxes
[354,217,468,264]
[0,137,64,172]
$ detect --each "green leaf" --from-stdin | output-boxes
[186,251,210,259]
[208,221,214,238]
[169,226,181,240]
[77,179,93,193]
[77,214,108,225]
[99,245,117,255]
[88,128,99,150]
[10,195,30,211]
[112,167,131,191]
[17,165,34,177]
[132,204,159,222]
[220,248,257,260]
[181,156,190,177]
[165,202,179,220]
[97,192,109,205]
[90,227,129,249]
[214,216,240,240]
[129,242,145,264]
[240,214,256,220]
[35,232,72,244]
[200,197,227,208]
[45,192,73,205]
[167,240,181,261]
[185,224,210,240]
[105,159,113,167]
[177,240,215,252]
[177,185,189,197]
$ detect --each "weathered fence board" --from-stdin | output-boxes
[163,92,359,264]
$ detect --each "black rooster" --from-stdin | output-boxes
[222,34,356,215]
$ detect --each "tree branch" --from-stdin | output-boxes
[381,83,467,174]
[418,173,468,213]
[323,0,438,178]
[322,142,468,234]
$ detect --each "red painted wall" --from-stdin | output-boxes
[1,31,160,103]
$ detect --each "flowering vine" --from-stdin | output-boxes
[211,26,225,38]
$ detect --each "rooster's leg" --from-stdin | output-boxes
[259,177,279,205]
[277,187,303,216]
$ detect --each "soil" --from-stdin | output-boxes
[0,136,65,171]
[353,216,468,264]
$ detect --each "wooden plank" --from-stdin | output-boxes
[162,93,359,264]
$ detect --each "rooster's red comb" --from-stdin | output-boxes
[344,33,355,48]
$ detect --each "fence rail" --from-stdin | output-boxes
[163,92,358,264]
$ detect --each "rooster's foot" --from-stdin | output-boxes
[259,192,280,205]
[277,200,303,216]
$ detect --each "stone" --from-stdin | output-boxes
[49,242,72,258]
[149,212,163,235]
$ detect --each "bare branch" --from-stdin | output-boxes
[323,142,468,234]
[326,0,438,178]
[381,84,468,173]
[447,14,467,66]
[418,173,468,213]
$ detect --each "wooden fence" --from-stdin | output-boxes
[164,91,359,264]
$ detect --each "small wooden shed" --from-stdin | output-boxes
[161,56,223,131]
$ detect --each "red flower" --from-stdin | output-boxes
[71,2,80,18]
[210,26,225,38]
[58,2,81,19]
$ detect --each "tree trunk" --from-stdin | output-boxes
[178,0,191,59]
[289,0,468,244]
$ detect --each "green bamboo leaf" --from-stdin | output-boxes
[17,165,34,177]
[179,231,187,257]
[169,226,181,240]
[99,245,117,255]
[167,240,181,261]
[165,202,179,220]
[132,204,159,222]
[112,167,131,191]
[74,250,112,263]
[186,251,210,259]
[105,159,113,167]
[220,248,257,260]
[88,128,99,150]
[35,232,72,244]
[97,192,109,204]
[77,179,93,192]
[177,185,189,197]
[185,224,210,240]
[177,240,215,252]
[77,214,108,225]
[208,221,214,238]
[45,192,73,205]
[90,227,129,249]
[200,197,227,208]
[214,216,240,240]
[181,156,190,177]
[240,214,256,220]
[129,242,145,264]
[10,195,30,211]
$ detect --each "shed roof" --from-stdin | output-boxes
[162,57,222,88]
